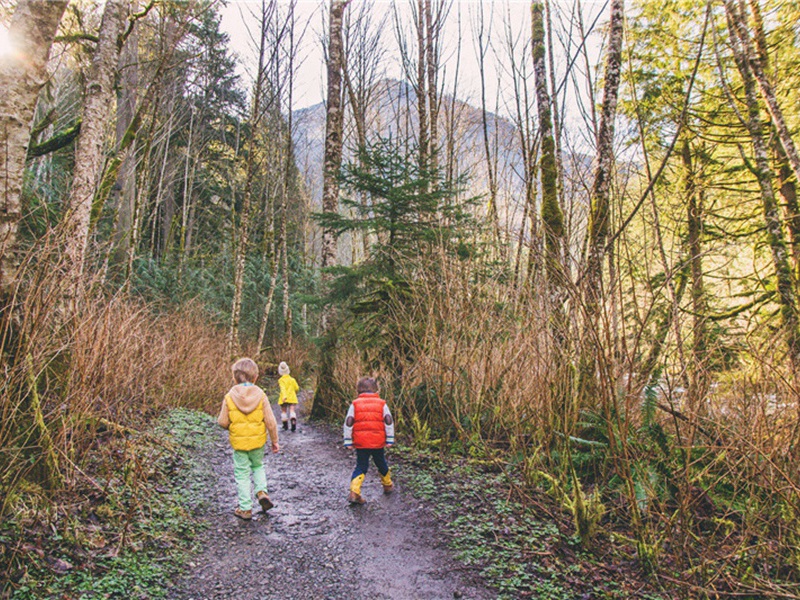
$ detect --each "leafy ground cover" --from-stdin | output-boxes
[1,409,216,599]
[393,447,666,600]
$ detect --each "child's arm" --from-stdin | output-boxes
[343,403,355,447]
[217,397,231,429]
[262,397,280,452]
[383,404,395,446]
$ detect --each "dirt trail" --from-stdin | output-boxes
[171,394,494,600]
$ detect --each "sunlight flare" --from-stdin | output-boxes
[0,24,12,58]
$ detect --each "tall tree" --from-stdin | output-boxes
[228,0,275,355]
[531,1,566,343]
[311,0,350,421]
[0,0,69,294]
[62,0,129,285]
[578,0,624,405]
[723,0,800,372]
[112,0,139,268]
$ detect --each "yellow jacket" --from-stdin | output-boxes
[217,384,279,451]
[278,374,299,405]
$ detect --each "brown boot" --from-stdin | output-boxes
[347,491,365,505]
[234,508,252,520]
[257,491,274,512]
[382,483,394,494]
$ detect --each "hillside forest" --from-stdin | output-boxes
[2,0,800,597]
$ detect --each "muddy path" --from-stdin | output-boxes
[171,394,494,600]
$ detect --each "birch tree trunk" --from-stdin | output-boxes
[63,0,128,285]
[578,0,624,405]
[415,0,428,175]
[312,0,350,421]
[424,0,439,177]
[319,0,347,290]
[0,0,69,294]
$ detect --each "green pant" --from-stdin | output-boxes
[233,447,268,511]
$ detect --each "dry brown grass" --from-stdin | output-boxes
[0,253,231,514]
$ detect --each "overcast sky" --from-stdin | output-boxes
[220,0,607,144]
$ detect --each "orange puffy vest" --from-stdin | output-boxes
[352,393,387,449]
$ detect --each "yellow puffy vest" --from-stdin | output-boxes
[227,395,267,451]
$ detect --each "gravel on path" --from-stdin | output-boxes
[171,393,494,600]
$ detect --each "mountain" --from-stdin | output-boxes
[292,78,591,265]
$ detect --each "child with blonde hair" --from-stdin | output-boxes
[277,361,300,432]
[218,358,279,520]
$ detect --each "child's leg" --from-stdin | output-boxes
[350,449,371,496]
[232,450,253,510]
[289,404,297,431]
[280,404,288,429]
[372,448,393,491]
[249,447,268,496]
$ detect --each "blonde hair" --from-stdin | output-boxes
[357,377,378,394]
[232,358,259,384]
[278,361,290,376]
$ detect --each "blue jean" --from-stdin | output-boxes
[351,448,389,480]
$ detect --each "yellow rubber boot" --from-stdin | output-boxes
[348,474,366,504]
[380,470,393,494]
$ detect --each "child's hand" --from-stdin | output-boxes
[271,443,280,453]
[386,443,393,448]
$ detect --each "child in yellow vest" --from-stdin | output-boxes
[217,358,279,520]
[277,361,300,432]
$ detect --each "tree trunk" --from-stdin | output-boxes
[424,0,439,177]
[531,1,566,340]
[282,15,295,346]
[228,2,270,356]
[578,0,624,406]
[724,0,800,190]
[416,0,428,175]
[63,0,128,286]
[0,0,69,294]
[112,2,139,268]
[319,0,348,277]
[312,0,350,421]
[684,138,708,416]
[477,2,500,251]
[725,4,800,372]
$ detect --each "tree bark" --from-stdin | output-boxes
[312,0,350,421]
[725,4,800,372]
[112,1,139,267]
[0,0,69,294]
[578,0,624,405]
[63,0,128,285]
[416,0,428,175]
[724,0,800,190]
[228,0,270,356]
[684,138,708,416]
[319,0,348,288]
[531,1,565,331]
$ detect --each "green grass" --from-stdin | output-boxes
[3,409,217,599]
[396,447,664,600]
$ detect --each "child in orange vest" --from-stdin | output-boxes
[342,377,395,504]
[217,358,280,520]
[277,361,300,432]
